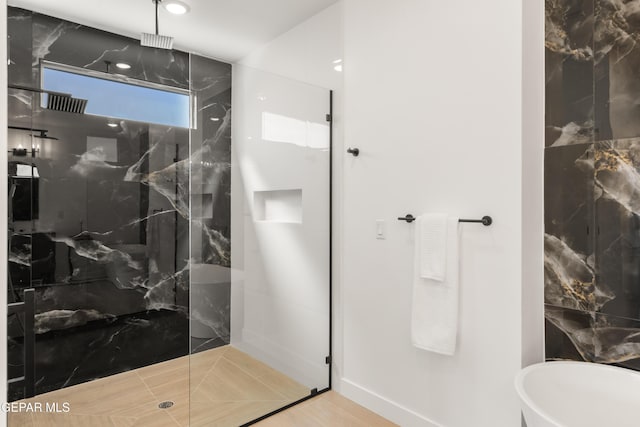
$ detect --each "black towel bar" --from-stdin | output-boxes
[397,215,492,226]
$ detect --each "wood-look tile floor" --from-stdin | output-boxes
[254,391,397,427]
[8,345,307,427]
[7,345,396,427]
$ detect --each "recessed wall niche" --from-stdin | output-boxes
[253,189,303,223]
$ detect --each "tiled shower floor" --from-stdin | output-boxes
[8,345,310,426]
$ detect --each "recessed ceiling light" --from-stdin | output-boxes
[210,117,220,122]
[115,62,131,70]
[107,123,118,128]
[164,1,190,15]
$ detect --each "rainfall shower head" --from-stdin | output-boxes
[46,94,87,114]
[141,0,174,50]
[8,84,88,114]
[141,33,174,50]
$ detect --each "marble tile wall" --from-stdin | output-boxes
[545,0,640,370]
[6,7,232,400]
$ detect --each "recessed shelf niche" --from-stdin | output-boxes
[253,189,302,223]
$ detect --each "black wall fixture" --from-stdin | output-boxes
[397,214,493,226]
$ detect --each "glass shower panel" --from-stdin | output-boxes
[7,7,192,425]
[189,64,331,426]
[188,53,232,354]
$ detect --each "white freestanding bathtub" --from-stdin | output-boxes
[515,361,640,427]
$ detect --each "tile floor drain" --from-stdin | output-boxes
[158,401,174,409]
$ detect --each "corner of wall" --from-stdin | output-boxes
[330,0,346,395]
[521,0,545,368]
[331,91,345,395]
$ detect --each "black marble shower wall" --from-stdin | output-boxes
[6,7,231,400]
[545,0,640,369]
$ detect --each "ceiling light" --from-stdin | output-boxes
[334,64,343,72]
[164,1,190,15]
[107,123,118,128]
[115,62,131,70]
[210,117,220,122]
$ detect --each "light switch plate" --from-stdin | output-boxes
[376,220,386,240]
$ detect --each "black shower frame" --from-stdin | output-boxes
[241,90,334,427]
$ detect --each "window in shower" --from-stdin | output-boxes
[41,63,191,128]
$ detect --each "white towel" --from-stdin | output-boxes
[412,215,460,355]
[418,213,448,280]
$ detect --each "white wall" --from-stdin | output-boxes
[340,0,536,426]
[240,3,343,91]
[230,3,343,390]
[1,1,8,425]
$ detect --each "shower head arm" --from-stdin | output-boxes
[8,84,72,98]
[8,126,49,134]
[154,0,160,35]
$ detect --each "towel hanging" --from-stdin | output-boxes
[411,215,460,355]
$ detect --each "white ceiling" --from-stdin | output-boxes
[8,0,339,62]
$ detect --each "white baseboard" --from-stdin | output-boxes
[339,378,443,427]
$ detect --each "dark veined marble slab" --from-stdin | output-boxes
[7,6,232,399]
[546,0,594,147]
[545,304,640,370]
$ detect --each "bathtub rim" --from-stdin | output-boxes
[515,360,640,427]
